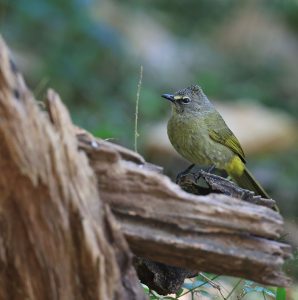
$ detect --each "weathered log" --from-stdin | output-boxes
[75,131,292,287]
[133,257,193,295]
[0,36,145,300]
[177,170,278,210]
[0,33,292,298]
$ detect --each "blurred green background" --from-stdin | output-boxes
[1,0,298,293]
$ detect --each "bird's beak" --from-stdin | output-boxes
[161,94,175,103]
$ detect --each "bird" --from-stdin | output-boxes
[161,84,270,199]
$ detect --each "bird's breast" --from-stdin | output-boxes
[167,114,212,165]
[167,113,234,168]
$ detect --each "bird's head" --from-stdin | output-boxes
[162,84,211,115]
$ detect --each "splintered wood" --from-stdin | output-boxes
[0,36,145,300]
[0,33,292,300]
[76,129,292,287]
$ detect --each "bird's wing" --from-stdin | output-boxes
[208,115,246,163]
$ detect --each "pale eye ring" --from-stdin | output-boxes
[181,97,191,104]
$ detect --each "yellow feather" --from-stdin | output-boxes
[226,156,245,177]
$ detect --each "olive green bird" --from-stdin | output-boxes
[162,84,270,199]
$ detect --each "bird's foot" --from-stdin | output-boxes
[194,165,216,182]
[206,165,215,173]
[175,164,195,183]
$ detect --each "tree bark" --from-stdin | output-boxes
[0,36,146,300]
[76,124,291,288]
[0,34,292,300]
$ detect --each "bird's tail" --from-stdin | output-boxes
[231,166,270,199]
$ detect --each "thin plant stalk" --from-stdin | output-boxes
[134,65,143,152]
[226,279,242,299]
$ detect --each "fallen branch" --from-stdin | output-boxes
[74,130,291,287]
[178,170,278,210]
[0,33,292,300]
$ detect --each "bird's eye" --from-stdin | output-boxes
[181,97,191,104]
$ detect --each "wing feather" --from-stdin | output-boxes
[208,118,246,163]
